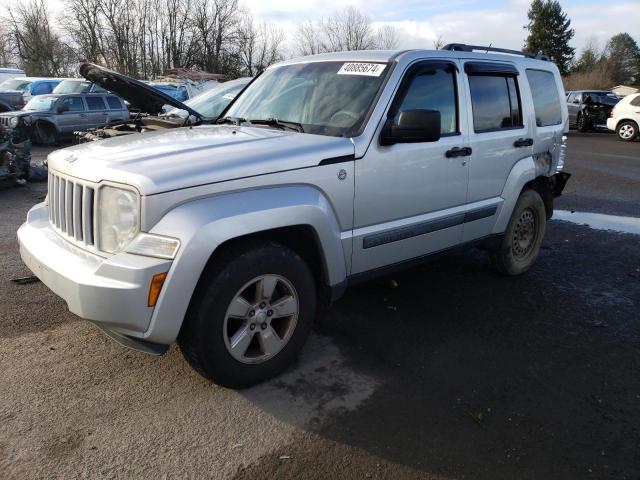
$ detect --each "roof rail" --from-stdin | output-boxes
[442,43,549,61]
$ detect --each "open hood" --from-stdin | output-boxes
[79,63,202,118]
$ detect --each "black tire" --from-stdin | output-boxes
[178,241,316,388]
[34,121,58,146]
[617,121,639,142]
[576,114,589,132]
[490,189,546,276]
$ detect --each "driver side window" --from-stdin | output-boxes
[393,63,458,135]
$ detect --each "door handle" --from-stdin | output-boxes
[445,147,472,158]
[514,138,533,148]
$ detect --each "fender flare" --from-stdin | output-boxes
[492,156,537,234]
[142,185,348,344]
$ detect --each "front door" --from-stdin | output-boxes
[351,59,470,275]
[56,96,86,133]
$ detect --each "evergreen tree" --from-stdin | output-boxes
[524,0,575,75]
[605,33,640,85]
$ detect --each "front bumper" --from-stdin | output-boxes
[18,202,172,342]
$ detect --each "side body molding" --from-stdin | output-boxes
[143,185,347,344]
[492,156,537,234]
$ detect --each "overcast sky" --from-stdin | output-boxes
[240,0,640,55]
[42,0,640,56]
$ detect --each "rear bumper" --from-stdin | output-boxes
[606,118,617,131]
[18,202,173,340]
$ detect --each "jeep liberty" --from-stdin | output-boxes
[18,44,570,388]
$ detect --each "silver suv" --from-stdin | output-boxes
[18,45,570,388]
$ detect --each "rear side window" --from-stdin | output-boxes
[393,63,458,135]
[86,96,106,110]
[631,96,640,107]
[468,75,522,132]
[106,96,122,110]
[526,69,562,127]
[31,82,52,95]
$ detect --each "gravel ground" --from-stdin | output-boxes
[1,133,639,479]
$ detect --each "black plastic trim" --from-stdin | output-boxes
[318,154,356,166]
[350,233,505,285]
[465,61,519,76]
[362,205,498,249]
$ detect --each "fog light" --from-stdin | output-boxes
[148,272,168,307]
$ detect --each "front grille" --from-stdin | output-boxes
[48,170,97,249]
[0,117,11,128]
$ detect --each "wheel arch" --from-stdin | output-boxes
[141,185,348,345]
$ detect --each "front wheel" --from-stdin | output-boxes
[576,114,589,132]
[490,189,546,276]
[179,241,316,388]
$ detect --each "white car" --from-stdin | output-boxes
[607,93,640,141]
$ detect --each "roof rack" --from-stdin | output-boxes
[442,43,549,61]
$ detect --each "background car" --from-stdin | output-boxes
[77,62,250,142]
[566,90,621,132]
[0,67,25,83]
[53,79,108,94]
[0,93,128,145]
[0,77,63,103]
[607,93,640,142]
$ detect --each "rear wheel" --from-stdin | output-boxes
[178,241,316,388]
[490,189,546,276]
[617,121,638,142]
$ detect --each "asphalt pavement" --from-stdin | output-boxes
[1,131,639,479]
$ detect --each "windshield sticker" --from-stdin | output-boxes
[337,63,386,77]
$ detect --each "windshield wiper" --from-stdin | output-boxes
[249,118,304,133]
[216,116,248,126]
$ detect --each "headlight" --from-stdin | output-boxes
[98,186,139,253]
[126,233,180,259]
[9,117,18,128]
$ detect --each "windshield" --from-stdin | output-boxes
[224,61,390,137]
[53,80,92,94]
[167,79,248,118]
[24,96,57,111]
[0,79,30,92]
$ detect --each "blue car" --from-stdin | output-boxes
[0,77,63,103]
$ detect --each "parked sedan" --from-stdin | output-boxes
[0,93,128,145]
[567,90,622,132]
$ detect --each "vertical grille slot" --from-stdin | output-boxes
[83,187,95,246]
[73,184,83,241]
[47,171,97,250]
[65,181,74,236]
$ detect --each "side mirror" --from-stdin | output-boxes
[57,104,69,113]
[380,109,441,146]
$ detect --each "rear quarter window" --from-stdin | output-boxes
[86,96,106,110]
[526,69,562,127]
[630,96,640,107]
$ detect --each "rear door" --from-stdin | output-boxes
[461,60,532,242]
[84,95,109,127]
[105,95,127,123]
